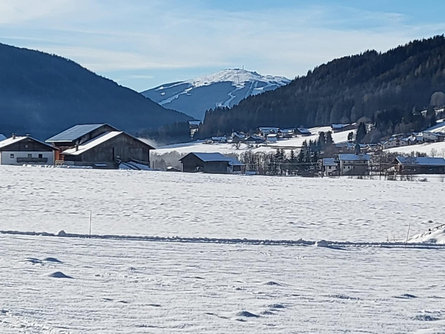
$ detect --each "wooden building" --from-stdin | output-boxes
[46,124,118,161]
[0,135,57,165]
[180,152,245,174]
[46,124,154,168]
[394,156,445,174]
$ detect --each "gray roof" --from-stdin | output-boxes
[46,124,110,143]
[338,154,370,161]
[181,152,244,166]
[396,156,445,166]
[0,135,57,150]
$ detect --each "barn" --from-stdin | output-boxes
[46,124,154,168]
[0,135,57,165]
[180,152,245,174]
[394,156,445,174]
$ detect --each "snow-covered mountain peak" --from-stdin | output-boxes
[141,69,290,120]
[189,68,289,89]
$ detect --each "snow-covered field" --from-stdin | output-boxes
[386,141,445,157]
[1,165,445,333]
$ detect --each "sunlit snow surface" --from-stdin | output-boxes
[1,166,445,333]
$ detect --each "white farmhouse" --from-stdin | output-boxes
[0,135,57,165]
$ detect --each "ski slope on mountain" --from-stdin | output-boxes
[141,69,290,120]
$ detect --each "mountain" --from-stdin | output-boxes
[199,36,445,141]
[0,43,191,140]
[141,69,290,120]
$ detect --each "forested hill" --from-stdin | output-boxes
[200,36,445,140]
[0,43,191,140]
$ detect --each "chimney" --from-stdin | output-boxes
[75,144,79,151]
[12,133,15,139]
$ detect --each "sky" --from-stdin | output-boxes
[1,0,444,92]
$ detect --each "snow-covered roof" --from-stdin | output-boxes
[181,152,244,166]
[396,156,445,166]
[0,135,56,150]
[46,124,113,143]
[62,131,123,156]
[338,154,370,161]
[425,121,445,133]
[297,127,311,134]
[322,158,336,166]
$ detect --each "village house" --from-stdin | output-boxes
[0,134,57,165]
[338,153,370,175]
[279,128,295,138]
[393,156,445,174]
[244,135,265,146]
[46,124,154,168]
[296,127,311,136]
[331,123,356,133]
[259,127,279,136]
[320,157,338,176]
[180,152,245,174]
[266,133,278,143]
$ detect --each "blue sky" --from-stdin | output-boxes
[1,0,444,91]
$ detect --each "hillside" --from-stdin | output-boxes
[141,69,290,120]
[0,43,191,140]
[199,36,445,141]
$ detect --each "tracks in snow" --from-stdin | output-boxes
[1,230,444,250]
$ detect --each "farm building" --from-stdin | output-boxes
[0,135,57,165]
[338,153,370,176]
[180,152,245,174]
[46,124,154,168]
[394,156,445,174]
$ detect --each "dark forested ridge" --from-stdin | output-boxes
[200,36,445,140]
[0,43,191,139]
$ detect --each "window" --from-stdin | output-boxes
[38,154,43,158]
[28,154,32,158]
[10,153,14,158]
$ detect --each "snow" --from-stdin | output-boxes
[409,223,445,244]
[188,68,290,89]
[63,131,122,155]
[386,141,445,157]
[1,165,445,332]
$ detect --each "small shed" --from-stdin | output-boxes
[180,152,245,174]
[394,156,445,174]
[0,135,57,165]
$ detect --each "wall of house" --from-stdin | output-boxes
[203,161,229,174]
[181,155,204,172]
[0,151,54,165]
[400,165,445,174]
[340,161,369,175]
